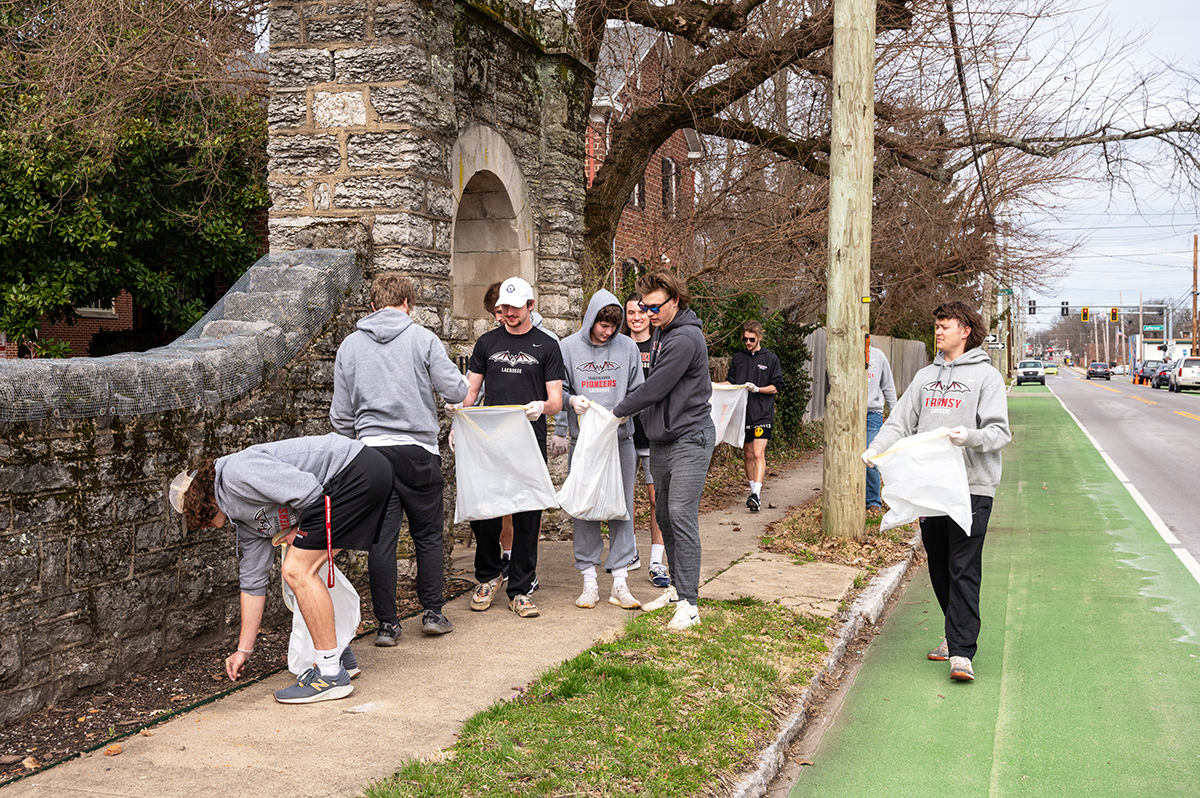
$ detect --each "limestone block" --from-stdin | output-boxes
[333,45,428,86]
[268,90,307,128]
[374,213,433,248]
[332,175,424,210]
[313,182,331,209]
[269,180,310,212]
[373,1,438,40]
[313,91,367,127]
[427,183,453,219]
[0,533,39,598]
[370,85,453,131]
[305,16,366,43]
[270,5,301,44]
[347,131,442,174]
[269,48,334,89]
[374,246,450,276]
[412,277,451,304]
[268,133,342,177]
[307,0,368,14]
[71,530,133,585]
[433,221,450,251]
[410,306,441,330]
[539,231,573,258]
[537,258,579,285]
[538,292,569,317]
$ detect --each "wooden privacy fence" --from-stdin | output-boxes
[804,330,930,421]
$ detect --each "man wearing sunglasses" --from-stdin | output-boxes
[724,321,783,512]
[612,271,715,631]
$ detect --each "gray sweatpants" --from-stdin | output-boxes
[570,435,638,573]
[649,419,716,603]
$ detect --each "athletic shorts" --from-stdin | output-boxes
[744,423,773,444]
[293,447,393,552]
[636,451,654,485]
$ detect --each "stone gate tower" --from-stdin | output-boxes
[266,0,589,344]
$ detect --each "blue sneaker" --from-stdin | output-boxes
[648,562,671,588]
[274,667,353,704]
[340,646,361,678]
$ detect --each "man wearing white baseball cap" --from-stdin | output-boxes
[456,276,565,618]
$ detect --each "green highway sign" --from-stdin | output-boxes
[1143,324,1164,331]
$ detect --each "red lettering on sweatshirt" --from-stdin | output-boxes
[582,379,617,388]
[924,397,962,409]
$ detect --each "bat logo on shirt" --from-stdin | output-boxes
[923,379,971,394]
[577,360,620,374]
[490,351,539,366]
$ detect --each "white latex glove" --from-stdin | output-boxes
[615,416,629,426]
[448,429,456,453]
[745,382,759,393]
[549,434,569,456]
[947,426,969,447]
[523,400,545,420]
[570,395,591,414]
[444,402,462,417]
[861,448,878,467]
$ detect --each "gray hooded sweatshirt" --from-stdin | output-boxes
[330,307,468,454]
[612,306,712,443]
[215,433,366,596]
[559,289,644,440]
[867,346,898,413]
[869,346,1011,496]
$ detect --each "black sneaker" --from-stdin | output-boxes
[374,621,401,647]
[747,493,761,512]
[500,552,511,581]
[421,610,454,635]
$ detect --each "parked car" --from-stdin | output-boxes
[1152,360,1176,389]
[1044,363,1059,375]
[1113,364,1129,375]
[1016,360,1046,386]
[1087,361,1111,380]
[1137,359,1162,384]
[1170,358,1200,392]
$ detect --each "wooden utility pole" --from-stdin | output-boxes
[823,0,875,539]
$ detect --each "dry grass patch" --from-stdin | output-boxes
[760,496,916,574]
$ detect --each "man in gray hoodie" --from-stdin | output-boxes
[865,345,898,512]
[612,271,715,632]
[862,301,1011,683]
[330,273,469,642]
[559,289,645,611]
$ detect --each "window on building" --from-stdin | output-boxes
[661,157,678,218]
[632,175,646,210]
[75,298,118,319]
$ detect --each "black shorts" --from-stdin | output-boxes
[744,423,773,444]
[292,447,393,552]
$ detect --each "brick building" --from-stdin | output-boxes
[588,27,701,270]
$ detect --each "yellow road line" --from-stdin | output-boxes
[1090,383,1123,394]
[1175,411,1200,422]
[1131,395,1157,405]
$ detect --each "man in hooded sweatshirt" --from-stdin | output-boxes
[862,300,1010,683]
[612,271,715,632]
[558,289,645,611]
[331,273,469,643]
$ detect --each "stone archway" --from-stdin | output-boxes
[449,124,536,328]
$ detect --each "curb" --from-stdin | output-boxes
[727,540,919,798]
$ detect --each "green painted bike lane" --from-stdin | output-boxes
[791,392,1200,797]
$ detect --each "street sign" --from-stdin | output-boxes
[1143,324,1164,331]
[987,342,1006,350]
[999,288,1014,295]
[985,334,998,343]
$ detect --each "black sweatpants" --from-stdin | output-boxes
[920,494,993,660]
[471,510,540,600]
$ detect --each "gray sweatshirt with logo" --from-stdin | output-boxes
[867,347,898,413]
[868,347,1011,496]
[558,289,644,440]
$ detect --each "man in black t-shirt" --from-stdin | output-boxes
[725,321,783,512]
[459,277,564,618]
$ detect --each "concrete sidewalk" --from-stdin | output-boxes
[5,453,866,798]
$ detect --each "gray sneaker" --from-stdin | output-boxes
[340,646,361,678]
[421,610,454,635]
[374,621,401,647]
[274,667,353,704]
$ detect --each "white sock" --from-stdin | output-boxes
[502,549,512,558]
[611,568,628,581]
[581,565,598,582]
[315,647,340,677]
[750,481,762,495]
[650,544,665,565]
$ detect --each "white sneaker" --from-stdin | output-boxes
[667,600,700,631]
[575,582,600,608]
[609,582,641,609]
[640,585,678,612]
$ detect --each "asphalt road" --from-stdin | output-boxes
[1045,365,1200,570]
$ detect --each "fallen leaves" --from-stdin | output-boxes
[104,744,122,757]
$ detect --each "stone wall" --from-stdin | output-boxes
[0,251,375,725]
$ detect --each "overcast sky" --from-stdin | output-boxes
[1019,0,1199,331]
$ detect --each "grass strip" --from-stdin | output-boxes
[364,599,830,798]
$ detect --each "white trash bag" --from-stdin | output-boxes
[556,403,628,521]
[282,546,361,676]
[709,383,749,448]
[868,427,973,534]
[452,406,559,523]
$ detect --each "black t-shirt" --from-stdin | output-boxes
[631,336,653,449]
[728,348,784,426]
[468,325,566,446]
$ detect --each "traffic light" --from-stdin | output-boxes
[1110,307,1119,323]
[1081,307,1090,322]
[1029,300,1037,315]
[1061,301,1069,317]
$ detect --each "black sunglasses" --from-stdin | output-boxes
[743,336,757,342]
[638,301,667,314]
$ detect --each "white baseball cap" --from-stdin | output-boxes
[497,277,534,307]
